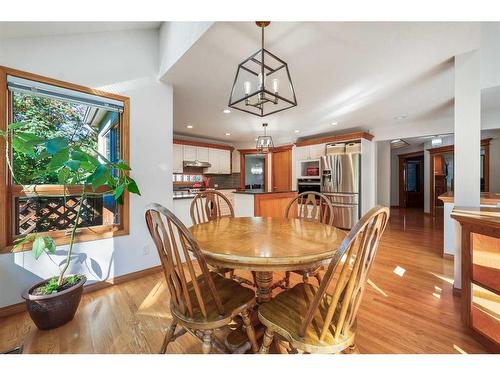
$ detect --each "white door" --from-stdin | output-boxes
[173,144,183,173]
[197,147,209,163]
[183,145,197,161]
[218,149,231,174]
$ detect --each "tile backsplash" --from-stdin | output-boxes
[208,173,240,189]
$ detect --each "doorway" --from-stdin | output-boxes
[398,152,424,209]
[244,154,266,190]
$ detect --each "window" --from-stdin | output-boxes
[0,67,130,251]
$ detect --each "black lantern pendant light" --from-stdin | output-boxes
[228,21,297,117]
[256,123,274,153]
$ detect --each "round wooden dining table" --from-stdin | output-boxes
[190,216,347,303]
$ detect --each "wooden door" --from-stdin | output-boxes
[405,156,424,208]
[272,148,292,191]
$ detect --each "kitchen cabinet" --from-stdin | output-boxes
[218,149,231,174]
[183,145,197,161]
[204,148,231,175]
[309,143,326,159]
[295,143,325,161]
[173,144,184,173]
[205,148,219,174]
[196,147,209,163]
[232,150,240,173]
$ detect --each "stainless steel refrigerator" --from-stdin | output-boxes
[320,142,360,229]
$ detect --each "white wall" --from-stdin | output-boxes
[376,141,391,207]
[361,138,376,214]
[490,135,500,192]
[0,29,173,308]
[158,22,213,79]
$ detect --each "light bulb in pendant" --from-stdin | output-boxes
[243,81,252,95]
[272,78,279,93]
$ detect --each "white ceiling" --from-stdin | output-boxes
[0,22,161,39]
[165,22,487,144]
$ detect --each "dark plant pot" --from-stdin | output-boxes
[22,275,86,330]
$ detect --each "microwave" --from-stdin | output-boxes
[298,159,321,179]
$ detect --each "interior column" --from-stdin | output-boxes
[453,49,481,289]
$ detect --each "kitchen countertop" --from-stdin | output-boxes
[233,189,297,195]
[173,188,238,200]
[438,191,500,205]
[451,206,500,229]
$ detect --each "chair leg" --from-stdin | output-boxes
[202,330,213,354]
[343,343,359,354]
[160,319,178,354]
[241,309,258,353]
[302,273,309,283]
[251,271,257,287]
[285,271,291,288]
[259,328,274,354]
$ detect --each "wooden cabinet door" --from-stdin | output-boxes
[173,144,183,173]
[272,148,292,191]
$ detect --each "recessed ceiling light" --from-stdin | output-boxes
[225,132,231,136]
[294,130,300,133]
[331,121,338,126]
[393,115,407,120]
[222,109,231,114]
[186,125,193,129]
[390,139,401,144]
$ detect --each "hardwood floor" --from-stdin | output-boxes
[0,208,488,353]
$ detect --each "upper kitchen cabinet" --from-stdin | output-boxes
[196,147,209,163]
[183,145,197,161]
[295,143,326,161]
[205,148,219,174]
[173,143,184,173]
[232,150,241,173]
[218,149,231,174]
[183,145,209,162]
[204,148,231,175]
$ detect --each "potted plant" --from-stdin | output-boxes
[0,121,141,330]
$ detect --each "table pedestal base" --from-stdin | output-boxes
[255,271,273,303]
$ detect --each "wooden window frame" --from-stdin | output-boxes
[0,66,130,253]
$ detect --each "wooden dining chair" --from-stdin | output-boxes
[283,191,334,287]
[145,203,258,354]
[190,190,234,225]
[258,205,390,354]
[190,191,255,286]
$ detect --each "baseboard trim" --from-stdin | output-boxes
[0,265,162,319]
[452,286,462,297]
[0,302,26,319]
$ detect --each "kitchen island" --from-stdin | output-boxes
[438,192,500,257]
[233,190,297,217]
[451,206,500,352]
